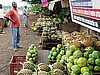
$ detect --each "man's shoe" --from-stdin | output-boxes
[13,48,18,51]
[17,46,23,48]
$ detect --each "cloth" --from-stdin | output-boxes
[41,0,48,7]
[48,2,55,11]
[0,9,4,19]
[5,8,20,28]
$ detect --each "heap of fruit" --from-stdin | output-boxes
[65,45,93,75]
[48,44,66,63]
[38,63,51,75]
[53,18,61,24]
[50,27,58,40]
[42,27,50,41]
[30,22,37,31]
[17,61,36,75]
[26,44,38,62]
[84,47,100,72]
[35,17,52,31]
[17,69,34,75]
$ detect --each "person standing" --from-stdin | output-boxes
[0,4,4,34]
[23,6,29,27]
[4,1,22,51]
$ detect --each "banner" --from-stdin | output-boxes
[41,0,48,7]
[69,0,100,32]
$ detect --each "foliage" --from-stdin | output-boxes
[22,0,53,4]
[29,4,41,12]
[22,0,41,4]
[59,7,71,22]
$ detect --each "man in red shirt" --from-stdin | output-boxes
[4,2,22,51]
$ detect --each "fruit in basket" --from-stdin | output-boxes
[77,57,87,67]
[87,58,94,65]
[66,50,73,58]
[53,52,57,56]
[17,69,33,75]
[53,69,64,75]
[60,59,65,65]
[71,65,81,73]
[57,44,62,49]
[60,50,65,55]
[69,45,78,52]
[67,62,73,70]
[68,56,75,63]
[81,67,89,74]
[83,39,93,47]
[38,63,50,72]
[53,62,64,70]
[74,59,78,65]
[26,44,38,62]
[92,51,100,59]
[83,72,90,75]
[72,40,81,47]
[38,71,50,75]
[51,34,58,40]
[87,65,93,71]
[53,18,61,24]
[84,52,89,59]
[22,61,35,71]
[86,47,94,54]
[57,54,62,60]
[95,58,100,66]
[73,50,82,58]
[94,66,100,71]
[96,41,100,47]
[52,47,57,52]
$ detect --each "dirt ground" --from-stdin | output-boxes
[0,13,42,75]
[0,13,79,75]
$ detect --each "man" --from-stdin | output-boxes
[0,4,4,34]
[23,6,29,27]
[4,2,22,51]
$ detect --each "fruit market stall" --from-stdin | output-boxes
[61,31,100,75]
[41,26,62,50]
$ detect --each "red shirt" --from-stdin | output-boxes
[6,8,20,28]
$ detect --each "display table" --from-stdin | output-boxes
[37,50,50,64]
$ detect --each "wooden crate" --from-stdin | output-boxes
[41,38,61,50]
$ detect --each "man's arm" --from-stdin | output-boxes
[4,16,16,24]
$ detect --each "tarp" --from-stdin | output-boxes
[41,0,48,7]
[48,0,61,11]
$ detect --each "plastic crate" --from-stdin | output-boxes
[10,56,26,75]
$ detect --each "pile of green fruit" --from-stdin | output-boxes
[65,45,93,75]
[84,47,100,72]
[26,44,38,62]
[48,44,66,63]
[53,18,61,24]
[50,27,58,40]
[42,27,50,41]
